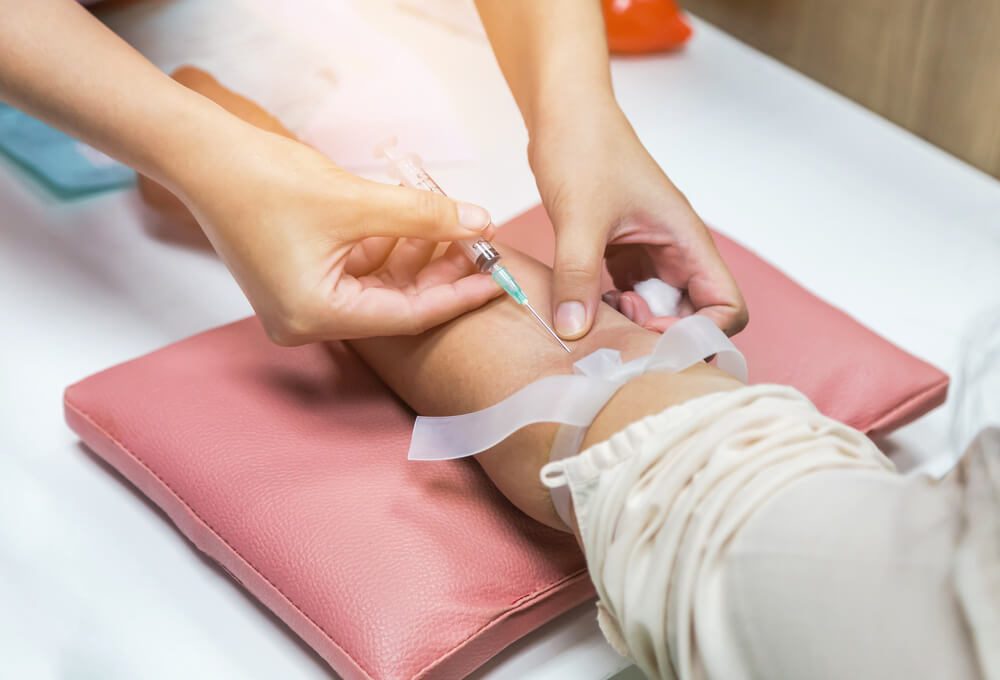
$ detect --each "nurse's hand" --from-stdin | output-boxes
[175,126,501,344]
[529,103,747,340]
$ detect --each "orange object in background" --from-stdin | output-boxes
[603,0,693,54]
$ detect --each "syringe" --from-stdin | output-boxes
[376,140,571,353]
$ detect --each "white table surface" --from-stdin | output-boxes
[2,3,999,679]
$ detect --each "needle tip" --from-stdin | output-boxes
[524,302,572,353]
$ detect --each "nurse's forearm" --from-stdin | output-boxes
[0,0,247,194]
[474,0,617,139]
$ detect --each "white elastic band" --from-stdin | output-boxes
[408,316,747,461]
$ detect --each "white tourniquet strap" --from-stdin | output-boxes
[408,316,747,461]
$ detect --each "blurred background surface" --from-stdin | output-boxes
[683,0,1000,179]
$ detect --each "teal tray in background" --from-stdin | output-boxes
[0,103,134,198]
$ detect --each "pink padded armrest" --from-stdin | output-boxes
[65,206,948,679]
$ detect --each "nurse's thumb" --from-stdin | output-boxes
[359,182,492,241]
[552,232,604,340]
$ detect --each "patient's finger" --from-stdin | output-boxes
[622,291,652,325]
[602,289,623,312]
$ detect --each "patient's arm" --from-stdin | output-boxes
[349,248,743,531]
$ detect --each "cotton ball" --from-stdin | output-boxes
[632,279,682,317]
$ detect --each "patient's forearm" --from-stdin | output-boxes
[350,248,742,530]
[352,249,650,415]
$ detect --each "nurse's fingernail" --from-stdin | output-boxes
[457,202,491,231]
[556,301,586,338]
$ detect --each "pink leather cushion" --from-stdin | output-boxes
[64,206,948,679]
[494,206,948,436]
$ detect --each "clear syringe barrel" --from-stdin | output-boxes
[374,140,569,352]
[376,143,500,273]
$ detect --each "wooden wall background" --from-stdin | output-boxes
[683,0,1000,179]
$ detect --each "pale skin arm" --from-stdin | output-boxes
[350,248,742,533]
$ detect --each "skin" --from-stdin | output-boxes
[477,1,747,340]
[142,70,744,533]
[0,0,746,345]
[351,248,742,533]
[0,0,496,343]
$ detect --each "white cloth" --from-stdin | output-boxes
[541,386,997,679]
